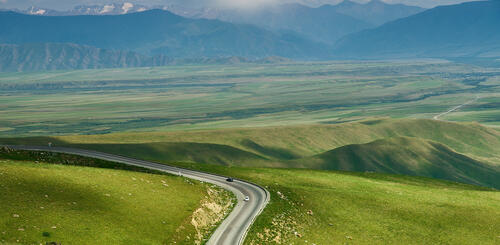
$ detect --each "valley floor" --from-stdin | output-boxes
[1,60,500,136]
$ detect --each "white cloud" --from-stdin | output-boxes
[0,0,482,10]
[99,4,115,14]
[208,0,481,9]
[122,2,134,13]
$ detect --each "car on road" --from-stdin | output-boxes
[244,196,250,202]
[226,177,234,182]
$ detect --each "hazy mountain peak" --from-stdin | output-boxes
[0,10,331,59]
[334,0,500,58]
[332,0,425,25]
[336,0,360,7]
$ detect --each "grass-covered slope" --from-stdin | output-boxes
[0,157,233,244]
[162,163,500,245]
[2,119,499,188]
[72,142,271,167]
[4,119,499,162]
[295,137,500,189]
[47,119,500,164]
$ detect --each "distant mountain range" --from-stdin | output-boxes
[6,3,150,16]
[332,0,424,25]
[201,4,372,44]
[181,1,424,44]
[0,10,330,59]
[1,1,499,72]
[0,43,292,72]
[5,1,424,44]
[334,0,500,58]
[0,43,156,72]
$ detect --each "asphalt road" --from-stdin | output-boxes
[4,145,270,245]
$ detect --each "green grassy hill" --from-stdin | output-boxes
[1,117,499,244]
[65,119,500,164]
[0,153,233,244]
[72,142,272,167]
[294,137,500,189]
[2,119,499,188]
[3,119,500,162]
[161,162,500,245]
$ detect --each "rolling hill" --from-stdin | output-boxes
[31,119,498,165]
[0,10,330,59]
[0,153,233,244]
[2,119,500,189]
[70,142,271,167]
[2,142,498,245]
[180,163,500,245]
[294,137,500,189]
[334,0,500,58]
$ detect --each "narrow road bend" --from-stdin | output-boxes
[3,145,270,245]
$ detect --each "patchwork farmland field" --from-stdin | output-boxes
[1,60,500,136]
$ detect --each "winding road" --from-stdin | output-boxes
[4,145,270,245]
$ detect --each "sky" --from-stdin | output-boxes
[0,0,481,10]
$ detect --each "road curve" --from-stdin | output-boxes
[3,145,270,245]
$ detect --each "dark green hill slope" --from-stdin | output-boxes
[2,119,500,165]
[2,119,499,188]
[71,142,272,167]
[296,137,500,189]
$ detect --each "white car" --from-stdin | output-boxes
[243,196,250,202]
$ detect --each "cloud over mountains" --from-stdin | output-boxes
[0,0,480,10]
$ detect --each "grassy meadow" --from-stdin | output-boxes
[1,60,500,136]
[154,162,500,245]
[0,155,234,245]
[2,119,499,188]
[2,60,500,244]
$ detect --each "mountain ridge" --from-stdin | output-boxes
[2,1,425,45]
[334,0,500,58]
[0,10,331,59]
[0,43,294,72]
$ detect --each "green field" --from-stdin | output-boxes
[146,162,500,245]
[3,119,499,188]
[0,154,233,245]
[2,60,500,244]
[1,60,500,136]
[2,138,498,245]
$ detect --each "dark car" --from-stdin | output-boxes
[226,177,234,182]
